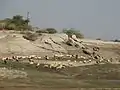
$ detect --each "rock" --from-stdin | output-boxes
[82,49,93,56]
[72,34,78,41]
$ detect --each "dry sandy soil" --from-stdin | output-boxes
[0,30,120,59]
[0,30,120,89]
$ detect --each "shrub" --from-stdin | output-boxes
[96,38,101,40]
[36,28,57,34]
[62,28,84,38]
[6,23,16,30]
[114,39,120,42]
[0,15,31,31]
[36,30,48,33]
[0,22,6,30]
[46,28,57,34]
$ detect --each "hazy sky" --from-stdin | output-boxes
[0,0,120,40]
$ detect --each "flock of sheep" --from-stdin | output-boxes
[0,46,114,71]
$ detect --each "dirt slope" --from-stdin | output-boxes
[0,31,120,59]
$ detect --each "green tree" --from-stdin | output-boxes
[7,23,16,30]
[46,28,57,34]
[0,15,31,30]
[62,28,84,38]
[0,22,6,30]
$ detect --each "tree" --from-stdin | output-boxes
[0,22,6,30]
[7,23,16,30]
[0,15,31,31]
[46,28,57,34]
[62,28,84,38]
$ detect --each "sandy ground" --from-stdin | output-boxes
[0,31,119,58]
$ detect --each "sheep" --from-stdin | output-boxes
[88,59,92,62]
[21,56,27,59]
[74,60,77,63]
[43,64,49,68]
[54,54,64,60]
[16,56,22,59]
[49,63,57,69]
[28,55,36,59]
[93,47,100,52]
[36,56,41,59]
[96,60,100,64]
[45,55,49,60]
[80,56,86,59]
[67,60,71,62]
[2,57,9,61]
[82,60,87,64]
[68,62,73,67]
[36,63,40,66]
[36,63,40,68]
[3,59,7,64]
[29,61,34,65]
[75,55,79,59]
[56,64,63,70]
[66,54,72,58]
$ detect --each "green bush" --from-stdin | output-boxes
[36,30,48,33]
[36,28,57,34]
[0,15,31,31]
[6,23,16,30]
[46,28,57,34]
[0,22,6,30]
[63,28,84,38]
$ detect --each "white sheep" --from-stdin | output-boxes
[37,56,41,59]
[67,60,71,62]
[43,64,49,68]
[29,61,34,65]
[36,63,40,66]
[74,60,77,63]
[28,55,36,59]
[21,56,27,59]
[45,55,49,60]
[80,56,86,59]
[54,54,64,58]
[56,64,63,70]
[66,54,72,58]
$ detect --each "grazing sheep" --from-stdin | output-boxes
[16,56,22,59]
[75,55,79,59]
[28,55,36,59]
[43,64,49,68]
[67,60,71,62]
[87,59,92,63]
[37,56,41,59]
[68,62,73,67]
[36,63,40,68]
[29,61,34,65]
[96,60,100,64]
[82,60,87,63]
[93,47,100,52]
[56,64,63,70]
[45,55,49,60]
[3,59,7,64]
[66,54,72,58]
[80,56,86,59]
[74,60,77,63]
[36,63,40,66]
[54,54,64,60]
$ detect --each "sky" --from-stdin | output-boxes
[0,0,120,40]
